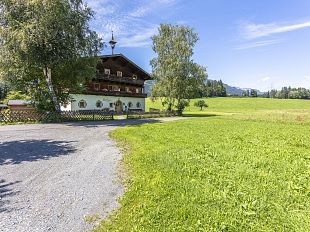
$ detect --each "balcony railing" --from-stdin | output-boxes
[85,89,147,98]
[96,74,145,85]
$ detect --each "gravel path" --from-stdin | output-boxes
[0,118,183,232]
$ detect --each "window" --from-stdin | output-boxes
[94,83,100,91]
[104,69,110,75]
[96,100,103,108]
[136,102,141,108]
[117,71,122,77]
[132,74,137,79]
[128,102,132,108]
[109,103,113,108]
[136,88,139,93]
[78,100,87,108]
[108,85,113,91]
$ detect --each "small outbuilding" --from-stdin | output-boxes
[7,100,36,112]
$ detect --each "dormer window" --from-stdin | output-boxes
[104,69,110,75]
[132,74,137,80]
[117,71,122,77]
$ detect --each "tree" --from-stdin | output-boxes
[0,81,10,101]
[150,24,207,115]
[0,0,102,112]
[3,90,31,104]
[242,90,249,97]
[203,79,226,97]
[261,87,310,99]
[194,100,208,111]
[250,89,258,97]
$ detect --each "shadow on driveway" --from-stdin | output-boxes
[0,140,77,166]
[61,118,164,128]
[0,179,20,213]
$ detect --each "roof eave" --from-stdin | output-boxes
[99,53,152,80]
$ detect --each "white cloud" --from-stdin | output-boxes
[262,76,271,82]
[85,0,178,48]
[235,20,310,50]
[241,20,310,40]
[234,39,281,50]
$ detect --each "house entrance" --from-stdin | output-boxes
[115,100,123,114]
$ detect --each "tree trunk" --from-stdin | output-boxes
[43,66,61,112]
[176,98,182,116]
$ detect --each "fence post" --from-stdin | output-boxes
[93,110,95,121]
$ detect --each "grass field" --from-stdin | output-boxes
[95,98,310,231]
[147,97,310,123]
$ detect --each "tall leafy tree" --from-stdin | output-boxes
[203,79,227,97]
[150,24,207,114]
[0,0,102,111]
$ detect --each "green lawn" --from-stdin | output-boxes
[95,98,310,231]
[147,97,310,123]
[146,97,310,113]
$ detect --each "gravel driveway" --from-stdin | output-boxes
[0,118,183,232]
[0,118,182,232]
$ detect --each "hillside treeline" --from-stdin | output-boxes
[261,87,310,99]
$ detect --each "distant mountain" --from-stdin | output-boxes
[223,84,244,96]
[224,84,264,96]
[144,80,264,96]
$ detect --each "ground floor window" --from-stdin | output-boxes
[78,100,87,108]
[109,103,113,108]
[96,100,103,108]
[136,102,141,108]
[128,102,132,108]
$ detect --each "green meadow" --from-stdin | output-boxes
[147,97,310,123]
[96,97,310,231]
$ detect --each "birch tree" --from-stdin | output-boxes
[0,0,102,111]
[150,24,207,115]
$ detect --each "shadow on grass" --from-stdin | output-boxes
[0,139,77,166]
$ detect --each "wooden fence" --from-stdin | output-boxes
[0,110,114,124]
[126,110,177,119]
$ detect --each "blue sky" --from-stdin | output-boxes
[85,0,310,91]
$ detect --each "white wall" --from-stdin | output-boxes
[61,94,145,111]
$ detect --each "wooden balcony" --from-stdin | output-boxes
[96,74,145,85]
[84,89,147,98]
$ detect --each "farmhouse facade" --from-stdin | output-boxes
[61,54,151,113]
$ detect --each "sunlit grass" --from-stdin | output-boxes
[146,97,310,113]
[95,97,310,231]
[147,97,310,123]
